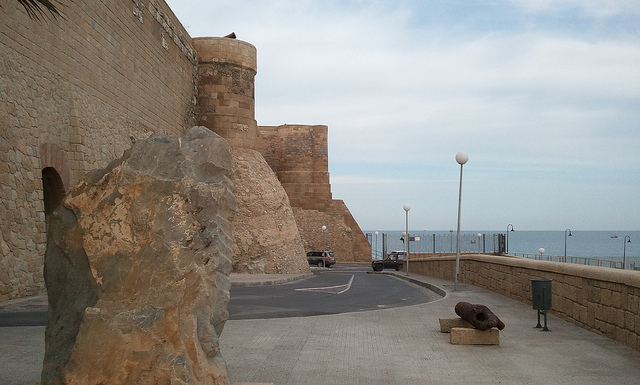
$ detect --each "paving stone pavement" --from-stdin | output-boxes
[220,271,640,385]
[2,271,640,384]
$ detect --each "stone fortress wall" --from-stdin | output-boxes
[0,0,198,301]
[0,0,370,301]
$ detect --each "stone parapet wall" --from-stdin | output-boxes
[0,0,197,301]
[409,254,640,352]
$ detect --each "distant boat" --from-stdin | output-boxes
[610,235,619,239]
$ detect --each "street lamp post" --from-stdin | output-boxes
[623,235,631,270]
[321,225,327,267]
[374,231,379,260]
[454,152,468,292]
[538,248,545,260]
[477,233,482,253]
[449,229,453,253]
[403,204,411,276]
[506,224,514,254]
[564,229,572,260]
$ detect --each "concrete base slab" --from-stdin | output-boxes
[439,317,473,332]
[450,327,500,345]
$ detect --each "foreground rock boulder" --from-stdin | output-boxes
[43,127,236,385]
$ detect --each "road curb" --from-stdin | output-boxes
[367,271,448,297]
[230,273,314,287]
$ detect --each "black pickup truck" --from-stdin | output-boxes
[371,251,406,271]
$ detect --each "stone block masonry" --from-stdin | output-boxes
[194,37,258,150]
[0,0,197,301]
[258,125,332,211]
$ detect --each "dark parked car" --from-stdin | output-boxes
[306,250,336,267]
[371,251,406,271]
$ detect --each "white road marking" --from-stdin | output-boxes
[295,275,354,295]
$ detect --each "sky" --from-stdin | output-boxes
[165,0,640,232]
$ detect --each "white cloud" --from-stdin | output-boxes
[506,0,640,17]
[167,0,640,230]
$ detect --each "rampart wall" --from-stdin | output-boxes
[409,254,640,352]
[0,0,197,301]
[258,125,332,210]
[258,124,371,261]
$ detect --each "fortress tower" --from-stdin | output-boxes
[193,37,258,150]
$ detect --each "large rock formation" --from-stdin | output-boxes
[231,148,310,274]
[43,127,235,385]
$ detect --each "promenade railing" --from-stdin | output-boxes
[367,232,504,258]
[516,253,639,271]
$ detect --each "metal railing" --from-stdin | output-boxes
[516,253,639,271]
[366,232,505,259]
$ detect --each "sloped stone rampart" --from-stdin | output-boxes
[231,148,310,274]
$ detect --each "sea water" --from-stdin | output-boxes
[366,230,640,265]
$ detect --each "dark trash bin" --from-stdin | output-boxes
[531,279,552,331]
[531,279,552,310]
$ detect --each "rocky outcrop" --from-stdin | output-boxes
[231,148,310,274]
[43,127,235,385]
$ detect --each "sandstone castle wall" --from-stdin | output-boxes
[0,0,198,301]
[258,125,332,210]
[1,0,370,301]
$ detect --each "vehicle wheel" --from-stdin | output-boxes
[373,264,383,272]
[317,261,324,267]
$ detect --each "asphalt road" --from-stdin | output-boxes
[228,264,443,320]
[0,265,444,326]
[0,311,48,327]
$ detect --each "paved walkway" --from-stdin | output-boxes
[2,270,640,384]
[219,271,640,384]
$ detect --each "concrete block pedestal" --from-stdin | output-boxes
[439,317,473,333]
[450,327,500,345]
[439,318,500,345]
